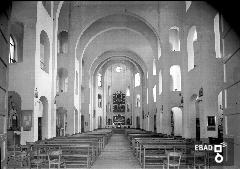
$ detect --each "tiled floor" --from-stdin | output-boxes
[91,134,141,169]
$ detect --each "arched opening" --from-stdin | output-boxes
[171,107,183,136]
[57,68,68,93]
[135,73,140,87]
[9,22,24,63]
[98,94,102,108]
[7,91,21,147]
[159,70,162,95]
[58,31,68,54]
[153,59,156,75]
[97,73,102,87]
[56,107,67,137]
[39,96,48,140]
[170,65,181,91]
[169,26,180,51]
[214,13,221,58]
[126,86,130,96]
[40,30,50,73]
[187,26,197,71]
[9,36,16,63]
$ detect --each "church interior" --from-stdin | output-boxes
[0,1,240,169]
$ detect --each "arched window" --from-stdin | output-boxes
[186,1,192,12]
[153,85,156,102]
[97,73,102,87]
[170,65,181,91]
[126,86,130,96]
[57,68,68,92]
[153,59,156,75]
[75,71,78,95]
[187,26,197,71]
[9,36,16,63]
[135,73,140,87]
[58,31,68,54]
[159,70,162,95]
[136,94,141,107]
[214,13,221,58]
[40,30,50,73]
[98,94,102,108]
[169,27,180,51]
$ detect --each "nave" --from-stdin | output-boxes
[7,128,223,169]
[1,1,240,168]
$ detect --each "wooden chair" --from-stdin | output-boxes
[28,149,47,169]
[48,149,66,169]
[193,151,207,169]
[163,151,182,169]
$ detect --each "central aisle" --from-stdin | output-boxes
[91,133,141,169]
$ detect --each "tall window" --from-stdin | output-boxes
[159,70,162,95]
[40,30,50,73]
[9,36,16,63]
[214,13,221,58]
[98,74,102,87]
[153,85,156,102]
[58,31,68,54]
[126,86,130,96]
[98,94,102,108]
[187,26,197,71]
[135,73,140,87]
[169,27,180,51]
[170,65,181,91]
[153,59,156,75]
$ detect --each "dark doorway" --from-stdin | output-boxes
[136,116,140,129]
[196,118,200,141]
[81,115,84,133]
[154,114,157,133]
[38,117,42,140]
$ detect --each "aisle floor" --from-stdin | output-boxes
[91,134,141,169]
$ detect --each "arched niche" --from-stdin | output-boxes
[169,26,180,51]
[39,96,48,140]
[170,65,181,91]
[40,30,50,73]
[171,107,183,136]
[187,26,197,71]
[8,91,21,131]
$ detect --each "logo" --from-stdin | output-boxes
[195,142,227,164]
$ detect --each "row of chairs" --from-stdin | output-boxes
[125,129,208,169]
[7,129,113,168]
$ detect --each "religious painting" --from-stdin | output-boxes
[21,110,32,131]
[207,116,216,131]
